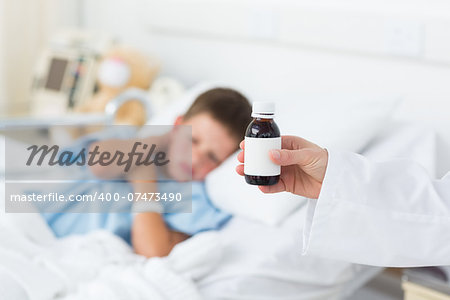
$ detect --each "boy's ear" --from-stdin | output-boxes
[174,115,183,126]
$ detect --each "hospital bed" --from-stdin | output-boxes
[0,83,438,300]
[0,88,151,129]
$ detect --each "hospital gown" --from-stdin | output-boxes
[42,180,231,244]
[39,127,231,244]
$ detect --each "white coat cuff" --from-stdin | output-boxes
[302,149,344,255]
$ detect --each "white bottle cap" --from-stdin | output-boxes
[252,102,275,118]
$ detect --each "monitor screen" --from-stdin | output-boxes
[45,58,68,91]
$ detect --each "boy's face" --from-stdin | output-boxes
[168,113,237,181]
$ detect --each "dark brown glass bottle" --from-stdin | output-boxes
[244,102,281,186]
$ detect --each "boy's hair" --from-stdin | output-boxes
[183,88,252,144]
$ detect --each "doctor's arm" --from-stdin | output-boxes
[236,136,450,267]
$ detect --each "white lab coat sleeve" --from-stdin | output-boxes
[302,150,450,267]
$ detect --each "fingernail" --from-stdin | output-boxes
[270,149,280,160]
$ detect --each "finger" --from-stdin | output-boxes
[258,182,286,193]
[235,164,244,176]
[237,150,244,163]
[239,140,245,150]
[281,135,319,150]
[269,148,310,167]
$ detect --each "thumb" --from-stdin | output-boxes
[270,149,309,167]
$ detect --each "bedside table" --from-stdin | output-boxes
[403,268,450,300]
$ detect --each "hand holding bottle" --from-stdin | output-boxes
[236,135,329,199]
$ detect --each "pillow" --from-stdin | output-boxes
[143,83,399,225]
[145,81,225,126]
[275,94,400,152]
[205,151,307,226]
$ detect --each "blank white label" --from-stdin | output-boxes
[244,137,281,176]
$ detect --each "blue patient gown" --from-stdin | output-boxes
[41,128,231,244]
[42,181,231,244]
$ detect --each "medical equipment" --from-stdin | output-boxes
[30,30,113,116]
[0,88,151,147]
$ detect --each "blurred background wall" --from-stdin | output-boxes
[76,0,450,114]
[0,0,5,107]
[0,0,79,114]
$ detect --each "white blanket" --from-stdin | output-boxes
[0,212,221,300]
[0,134,219,300]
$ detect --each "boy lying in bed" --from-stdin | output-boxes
[42,88,252,258]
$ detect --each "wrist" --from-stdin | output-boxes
[132,200,164,214]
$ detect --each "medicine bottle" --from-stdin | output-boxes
[244,102,281,186]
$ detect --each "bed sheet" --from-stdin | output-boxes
[0,210,218,300]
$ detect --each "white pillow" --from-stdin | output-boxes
[144,83,399,225]
[146,81,225,126]
[205,151,307,226]
[275,94,400,152]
